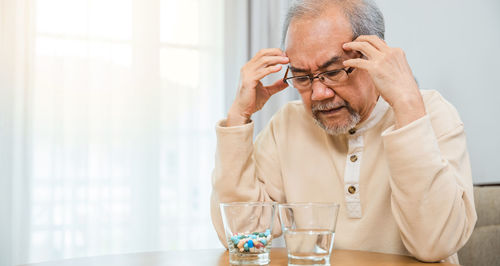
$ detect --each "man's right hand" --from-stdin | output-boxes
[226,48,289,127]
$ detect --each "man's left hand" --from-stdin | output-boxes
[343,35,426,128]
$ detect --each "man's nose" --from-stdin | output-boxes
[311,79,335,101]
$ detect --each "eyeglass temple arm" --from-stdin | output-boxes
[282,66,290,83]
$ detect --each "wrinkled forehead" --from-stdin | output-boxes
[284,11,353,71]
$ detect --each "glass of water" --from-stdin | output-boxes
[220,202,277,265]
[279,203,340,266]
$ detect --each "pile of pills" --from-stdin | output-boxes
[229,229,272,253]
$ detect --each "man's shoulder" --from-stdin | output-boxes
[420,89,460,119]
[279,100,306,114]
[255,100,323,145]
[420,89,463,137]
[271,100,308,122]
[420,89,447,103]
[265,100,315,133]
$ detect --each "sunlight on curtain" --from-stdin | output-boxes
[23,0,223,263]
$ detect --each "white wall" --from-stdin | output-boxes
[374,0,500,184]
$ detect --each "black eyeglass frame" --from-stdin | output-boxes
[282,66,355,88]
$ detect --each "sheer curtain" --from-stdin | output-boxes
[0,0,223,265]
[223,0,299,135]
[222,0,297,248]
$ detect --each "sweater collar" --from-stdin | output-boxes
[351,96,390,135]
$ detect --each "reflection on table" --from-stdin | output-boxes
[20,248,459,266]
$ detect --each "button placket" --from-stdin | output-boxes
[341,97,389,219]
[344,134,363,219]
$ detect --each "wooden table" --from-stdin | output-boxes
[20,248,459,266]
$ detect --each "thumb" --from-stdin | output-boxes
[265,79,289,96]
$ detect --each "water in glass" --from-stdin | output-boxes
[284,228,335,265]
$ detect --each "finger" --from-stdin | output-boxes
[265,79,289,95]
[353,35,388,51]
[342,41,380,59]
[255,55,289,68]
[253,48,285,59]
[254,64,283,80]
[343,58,371,70]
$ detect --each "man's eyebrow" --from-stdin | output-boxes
[289,55,342,74]
[289,65,308,73]
[318,56,342,70]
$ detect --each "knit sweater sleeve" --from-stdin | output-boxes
[382,91,476,262]
[210,116,285,247]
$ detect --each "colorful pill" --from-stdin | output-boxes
[237,239,246,249]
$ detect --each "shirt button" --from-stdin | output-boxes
[348,186,356,194]
[348,128,356,135]
[350,155,358,162]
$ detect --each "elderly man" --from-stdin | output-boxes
[210,0,476,263]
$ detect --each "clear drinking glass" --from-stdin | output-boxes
[220,202,277,265]
[279,203,340,266]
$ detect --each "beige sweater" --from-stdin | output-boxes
[210,90,476,263]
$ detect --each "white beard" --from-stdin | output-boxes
[312,106,361,135]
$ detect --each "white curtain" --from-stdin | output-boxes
[0,0,224,265]
[223,0,299,134]
[222,0,297,248]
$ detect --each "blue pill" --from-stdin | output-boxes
[231,236,239,245]
[247,240,254,248]
[250,235,256,239]
[265,229,271,236]
[244,243,249,251]
[260,239,267,246]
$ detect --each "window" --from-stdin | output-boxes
[26,0,223,262]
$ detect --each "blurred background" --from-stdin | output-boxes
[0,0,499,265]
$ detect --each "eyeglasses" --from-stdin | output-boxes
[283,66,354,92]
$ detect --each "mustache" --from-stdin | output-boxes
[311,99,349,112]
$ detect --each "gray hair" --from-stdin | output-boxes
[281,0,385,48]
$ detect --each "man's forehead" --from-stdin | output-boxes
[286,39,350,72]
[285,21,351,50]
[284,10,353,72]
[289,55,344,73]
